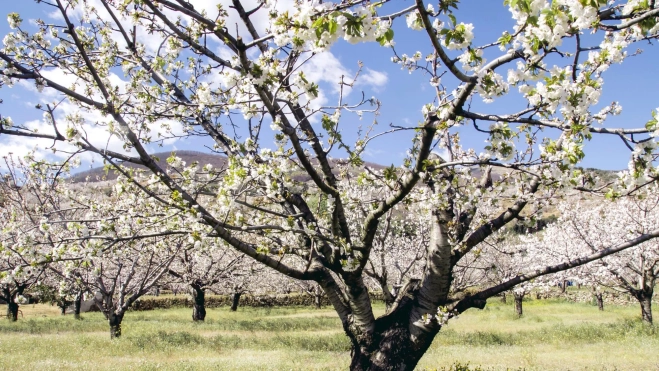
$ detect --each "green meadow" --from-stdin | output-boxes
[1,298,657,370]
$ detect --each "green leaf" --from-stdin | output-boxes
[448,14,457,27]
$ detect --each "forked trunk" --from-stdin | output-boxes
[191,285,206,321]
[74,291,83,320]
[7,302,19,321]
[514,292,524,317]
[347,297,437,371]
[109,312,124,339]
[230,292,241,311]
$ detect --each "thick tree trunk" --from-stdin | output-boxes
[560,280,568,293]
[347,294,438,371]
[109,312,124,339]
[639,295,653,324]
[350,327,416,371]
[514,292,524,317]
[594,292,604,311]
[230,292,241,312]
[191,285,206,321]
[74,291,83,320]
[7,302,19,321]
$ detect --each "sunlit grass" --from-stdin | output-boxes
[1,298,658,370]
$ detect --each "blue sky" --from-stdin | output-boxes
[1,0,657,171]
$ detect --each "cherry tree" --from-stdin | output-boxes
[167,240,246,320]
[48,176,189,338]
[0,157,71,320]
[352,187,429,309]
[527,189,659,323]
[0,156,187,335]
[2,0,659,368]
[33,272,86,317]
[479,234,541,317]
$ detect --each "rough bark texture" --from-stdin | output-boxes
[514,292,524,317]
[109,312,124,339]
[639,295,653,324]
[191,285,206,321]
[7,302,19,321]
[230,292,241,312]
[348,293,430,371]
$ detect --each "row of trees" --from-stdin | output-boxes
[3,155,659,331]
[1,0,659,369]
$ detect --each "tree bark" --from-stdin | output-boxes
[314,285,323,309]
[500,292,507,304]
[639,294,653,324]
[347,292,439,371]
[74,291,83,320]
[514,292,524,317]
[594,292,604,311]
[109,312,125,339]
[230,291,241,312]
[7,302,19,321]
[191,285,206,321]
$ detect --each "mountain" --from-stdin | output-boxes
[70,150,619,188]
[71,151,228,182]
[70,150,390,183]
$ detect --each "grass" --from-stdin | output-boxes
[1,298,658,370]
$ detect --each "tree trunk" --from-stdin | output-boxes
[7,302,19,321]
[500,292,506,304]
[109,312,124,339]
[347,296,439,371]
[561,280,568,293]
[74,291,83,320]
[514,292,524,317]
[230,292,241,312]
[60,303,67,315]
[639,295,653,324]
[191,285,206,321]
[314,285,323,309]
[595,292,604,311]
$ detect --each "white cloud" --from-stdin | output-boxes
[358,68,388,91]
[301,52,351,98]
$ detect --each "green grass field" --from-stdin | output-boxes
[1,298,657,370]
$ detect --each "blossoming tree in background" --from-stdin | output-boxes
[0,157,54,320]
[527,188,659,323]
[167,240,246,320]
[1,0,659,368]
